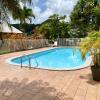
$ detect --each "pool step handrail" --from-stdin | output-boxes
[20,54,26,68]
[34,57,38,67]
[21,56,23,68]
[32,56,38,68]
[20,55,39,69]
[29,57,31,69]
[28,56,38,69]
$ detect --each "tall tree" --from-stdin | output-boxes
[13,6,35,34]
[70,0,100,37]
[37,14,70,40]
[13,6,35,24]
[0,0,32,23]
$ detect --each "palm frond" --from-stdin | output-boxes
[80,31,100,66]
[0,0,33,24]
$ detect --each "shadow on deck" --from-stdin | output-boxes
[0,78,73,100]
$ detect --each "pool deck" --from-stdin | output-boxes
[0,47,100,100]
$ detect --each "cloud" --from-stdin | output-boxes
[32,0,78,24]
[10,0,78,24]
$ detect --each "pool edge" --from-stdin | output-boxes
[6,48,92,71]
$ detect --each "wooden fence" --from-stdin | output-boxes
[0,38,82,54]
[0,39,49,52]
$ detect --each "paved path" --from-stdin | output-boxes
[0,48,100,100]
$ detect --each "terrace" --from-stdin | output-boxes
[0,0,100,100]
[0,48,100,100]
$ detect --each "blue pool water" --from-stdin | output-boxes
[9,48,90,70]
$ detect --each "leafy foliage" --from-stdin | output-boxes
[80,31,100,67]
[13,6,35,34]
[70,0,100,37]
[37,14,71,40]
[13,6,35,24]
[0,0,33,24]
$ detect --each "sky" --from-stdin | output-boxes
[10,0,78,24]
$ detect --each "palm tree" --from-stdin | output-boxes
[0,0,32,23]
[13,6,35,35]
[13,6,35,24]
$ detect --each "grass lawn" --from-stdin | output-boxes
[0,48,34,55]
[0,50,11,55]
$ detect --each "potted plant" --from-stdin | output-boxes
[80,31,100,81]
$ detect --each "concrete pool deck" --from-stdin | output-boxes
[0,47,100,100]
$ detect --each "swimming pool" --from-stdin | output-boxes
[7,48,92,70]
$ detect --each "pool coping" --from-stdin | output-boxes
[6,48,93,71]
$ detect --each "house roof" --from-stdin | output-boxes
[0,23,23,33]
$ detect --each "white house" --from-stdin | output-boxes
[0,23,22,33]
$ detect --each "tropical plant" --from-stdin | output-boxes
[13,6,35,24]
[0,0,32,23]
[80,31,100,67]
[13,6,35,34]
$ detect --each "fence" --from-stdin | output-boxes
[0,39,49,53]
[0,38,82,54]
[57,38,82,46]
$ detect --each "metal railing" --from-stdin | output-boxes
[20,56,23,68]
[20,55,38,69]
[28,56,39,69]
